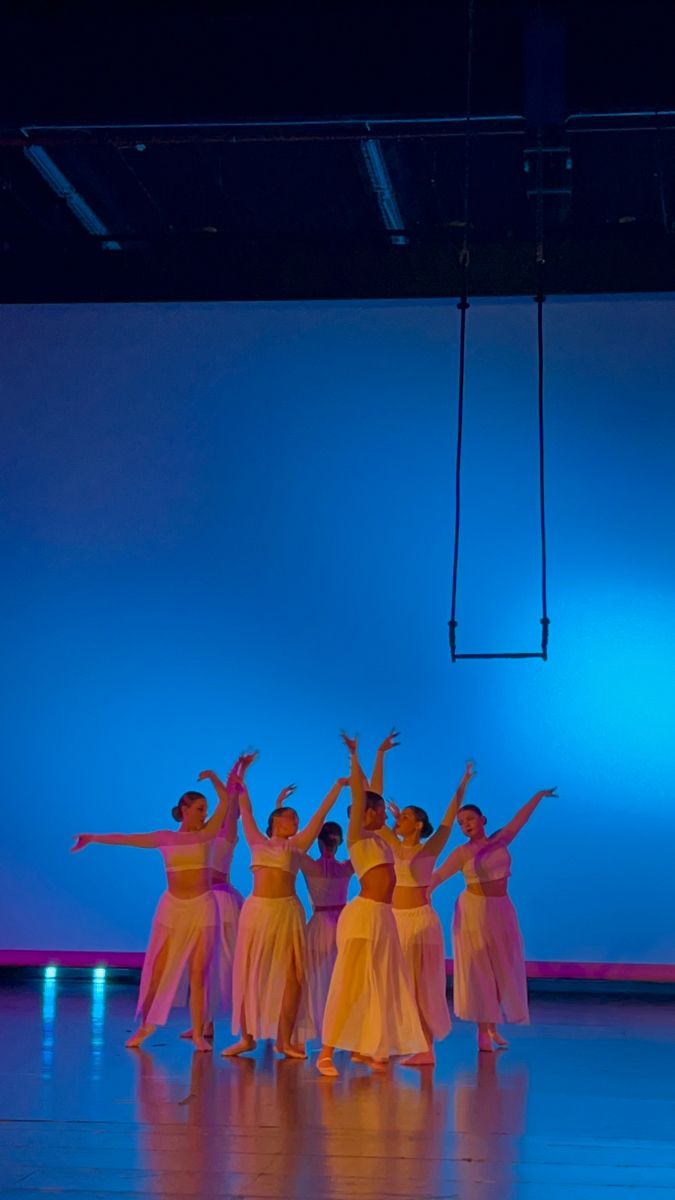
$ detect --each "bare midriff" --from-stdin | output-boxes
[466,877,509,897]
[167,867,213,900]
[393,884,430,909]
[251,866,297,899]
[359,863,396,904]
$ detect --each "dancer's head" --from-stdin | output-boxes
[347,790,385,829]
[172,791,208,831]
[395,805,433,842]
[318,821,343,858]
[364,790,386,830]
[458,803,487,841]
[266,806,299,839]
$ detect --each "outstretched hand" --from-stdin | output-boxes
[71,835,92,853]
[538,787,558,799]
[378,728,400,754]
[237,751,259,776]
[340,731,358,756]
[386,799,401,821]
[275,783,297,808]
[463,760,476,783]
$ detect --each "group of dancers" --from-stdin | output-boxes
[72,731,556,1071]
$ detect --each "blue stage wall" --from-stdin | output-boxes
[1,296,674,963]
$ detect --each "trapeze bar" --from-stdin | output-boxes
[450,651,546,660]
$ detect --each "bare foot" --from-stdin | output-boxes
[489,1030,509,1049]
[317,1055,339,1077]
[351,1052,372,1063]
[221,1036,256,1058]
[192,1034,213,1053]
[478,1033,494,1053]
[369,1058,389,1071]
[274,1042,307,1059]
[126,1024,156,1049]
[401,1051,435,1067]
[181,1023,215,1041]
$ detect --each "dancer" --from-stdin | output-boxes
[71,754,250,1050]
[379,759,476,1066]
[317,738,426,1077]
[297,821,354,1042]
[224,774,348,1059]
[432,785,557,1051]
[179,764,250,1042]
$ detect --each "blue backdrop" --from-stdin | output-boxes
[2,297,674,963]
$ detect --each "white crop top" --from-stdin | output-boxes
[349,835,394,882]
[394,845,435,888]
[210,835,237,877]
[301,856,353,907]
[250,836,301,876]
[462,837,512,885]
[159,837,212,873]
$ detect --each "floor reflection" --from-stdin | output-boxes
[454,1052,529,1198]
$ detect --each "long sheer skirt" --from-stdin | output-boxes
[207,883,244,1018]
[394,904,451,1041]
[231,894,306,1040]
[452,891,529,1024]
[137,890,218,1026]
[321,896,426,1058]
[297,908,342,1041]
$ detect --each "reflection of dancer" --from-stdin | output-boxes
[298,821,354,1042]
[318,739,426,1076]
[71,754,247,1050]
[454,1054,529,1198]
[224,773,347,1059]
[432,785,557,1052]
[372,736,474,1065]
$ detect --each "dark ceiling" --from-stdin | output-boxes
[2,1,675,302]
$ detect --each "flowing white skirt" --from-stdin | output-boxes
[137,890,218,1026]
[394,904,451,1041]
[296,908,343,1042]
[207,883,244,1018]
[231,894,306,1040]
[452,891,529,1024]
[321,896,427,1058]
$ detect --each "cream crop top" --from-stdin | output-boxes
[349,835,394,882]
[210,835,237,877]
[301,856,353,907]
[394,845,435,888]
[250,836,301,876]
[159,837,212,873]
[462,837,512,885]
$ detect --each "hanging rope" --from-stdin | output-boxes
[449,0,550,662]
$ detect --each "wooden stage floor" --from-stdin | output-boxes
[0,973,673,1199]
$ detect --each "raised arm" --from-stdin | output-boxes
[292,778,348,852]
[236,780,266,848]
[197,762,239,842]
[369,728,400,794]
[422,761,475,860]
[71,831,162,852]
[498,787,557,845]
[430,846,466,891]
[195,754,255,842]
[346,741,366,847]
